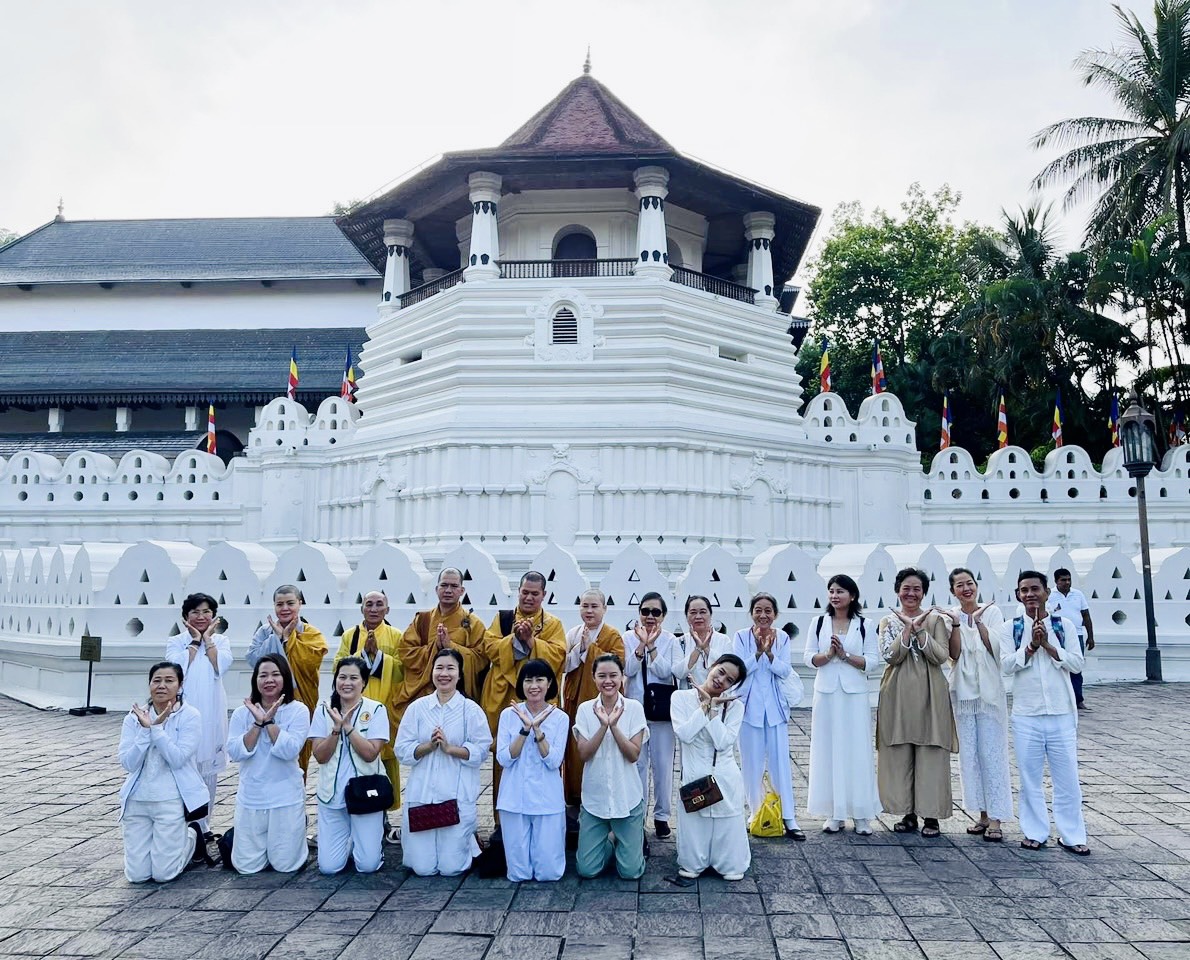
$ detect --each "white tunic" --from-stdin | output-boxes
[495,705,568,815]
[226,700,310,809]
[672,632,734,688]
[117,703,209,819]
[623,629,680,701]
[670,690,746,819]
[396,691,492,809]
[733,628,793,728]
[165,634,232,778]
[573,696,649,820]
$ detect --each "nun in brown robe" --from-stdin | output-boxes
[876,567,959,838]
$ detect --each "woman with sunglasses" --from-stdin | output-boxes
[623,591,680,842]
[671,654,749,879]
[496,659,569,881]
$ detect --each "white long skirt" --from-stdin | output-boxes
[806,688,882,821]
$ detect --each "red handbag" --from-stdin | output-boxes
[407,798,461,833]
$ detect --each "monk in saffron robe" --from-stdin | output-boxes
[245,584,328,777]
[480,571,567,812]
[393,568,487,726]
[562,588,625,808]
[336,590,405,835]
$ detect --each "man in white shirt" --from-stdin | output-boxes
[1001,570,1089,856]
[1048,568,1095,710]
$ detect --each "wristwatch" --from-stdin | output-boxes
[519,727,531,737]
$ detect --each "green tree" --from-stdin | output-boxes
[0,227,16,247]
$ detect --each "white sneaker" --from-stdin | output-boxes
[854,819,872,835]
[722,873,745,881]
[823,819,844,833]
[678,868,699,879]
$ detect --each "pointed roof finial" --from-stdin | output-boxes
[583,46,591,75]
[55,197,65,222]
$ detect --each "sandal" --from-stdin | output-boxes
[1059,840,1091,857]
[1020,838,1046,850]
[983,828,1003,842]
[892,815,919,834]
[966,821,989,835]
[920,819,941,838]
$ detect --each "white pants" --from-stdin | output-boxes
[636,720,675,822]
[676,810,750,878]
[231,802,308,874]
[195,770,218,834]
[316,803,383,874]
[740,722,799,829]
[500,811,566,882]
[956,709,1014,822]
[123,798,196,883]
[401,804,479,877]
[1012,713,1086,846]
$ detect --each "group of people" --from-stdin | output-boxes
[117,564,1093,886]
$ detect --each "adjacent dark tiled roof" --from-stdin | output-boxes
[0,217,380,285]
[500,75,674,154]
[0,431,214,460]
[0,328,366,406]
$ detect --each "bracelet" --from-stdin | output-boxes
[535,734,545,743]
[519,727,531,737]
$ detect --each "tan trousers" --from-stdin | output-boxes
[877,743,952,819]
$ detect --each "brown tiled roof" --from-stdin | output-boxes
[500,75,673,154]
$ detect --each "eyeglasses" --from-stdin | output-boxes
[640,607,664,617]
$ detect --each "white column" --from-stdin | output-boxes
[184,405,199,431]
[465,172,502,280]
[633,166,671,279]
[743,211,778,308]
[381,219,415,304]
[115,406,131,432]
[48,407,63,433]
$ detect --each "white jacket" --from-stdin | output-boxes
[803,615,876,695]
[117,703,208,820]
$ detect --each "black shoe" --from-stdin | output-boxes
[785,828,806,842]
[643,837,651,858]
[654,819,671,839]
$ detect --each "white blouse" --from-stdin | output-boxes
[226,700,310,809]
[396,691,492,808]
[495,705,568,816]
[573,696,649,820]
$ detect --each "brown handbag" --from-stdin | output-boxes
[678,703,727,813]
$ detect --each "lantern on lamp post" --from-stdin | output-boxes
[1117,392,1161,682]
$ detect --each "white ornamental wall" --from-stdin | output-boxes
[1,539,1187,711]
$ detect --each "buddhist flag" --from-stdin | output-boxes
[819,338,831,393]
[1109,394,1120,447]
[206,405,216,456]
[287,348,299,400]
[340,346,357,402]
[940,393,952,450]
[1171,409,1187,447]
[1052,390,1064,448]
[871,339,887,394]
[996,391,1008,449]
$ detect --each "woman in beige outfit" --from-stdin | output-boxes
[876,567,959,838]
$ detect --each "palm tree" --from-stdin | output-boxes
[1033,0,1190,249]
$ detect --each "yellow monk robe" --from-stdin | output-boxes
[480,608,567,811]
[335,622,405,809]
[562,623,625,808]
[393,606,488,726]
[287,622,329,777]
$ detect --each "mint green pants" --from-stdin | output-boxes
[576,799,646,879]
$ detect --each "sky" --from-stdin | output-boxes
[0,0,1157,272]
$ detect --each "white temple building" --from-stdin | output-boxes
[0,70,1188,708]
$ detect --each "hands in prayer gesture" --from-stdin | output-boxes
[754,625,776,657]
[513,618,534,644]
[594,698,623,728]
[244,696,285,725]
[579,627,592,655]
[633,621,659,657]
[326,704,354,736]
[829,634,847,659]
[364,630,378,659]
[131,700,179,728]
[429,725,452,750]
[1030,615,1048,650]
[435,623,450,650]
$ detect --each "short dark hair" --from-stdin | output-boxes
[948,567,976,588]
[1017,569,1049,589]
[273,584,305,603]
[330,656,371,710]
[148,661,183,684]
[520,571,547,590]
[640,591,667,615]
[250,653,295,706]
[826,574,862,619]
[711,652,748,687]
[432,648,466,698]
[591,652,625,676]
[894,567,930,592]
[749,592,778,614]
[1054,567,1072,580]
[516,658,559,701]
[182,592,218,618]
[684,594,712,616]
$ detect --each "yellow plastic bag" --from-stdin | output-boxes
[748,776,784,837]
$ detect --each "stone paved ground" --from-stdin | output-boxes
[1,684,1189,960]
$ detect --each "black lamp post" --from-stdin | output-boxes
[1118,392,1162,682]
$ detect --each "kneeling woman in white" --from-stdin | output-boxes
[496,658,569,881]
[309,656,389,874]
[118,661,208,883]
[226,654,310,873]
[672,654,750,880]
[397,648,492,876]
